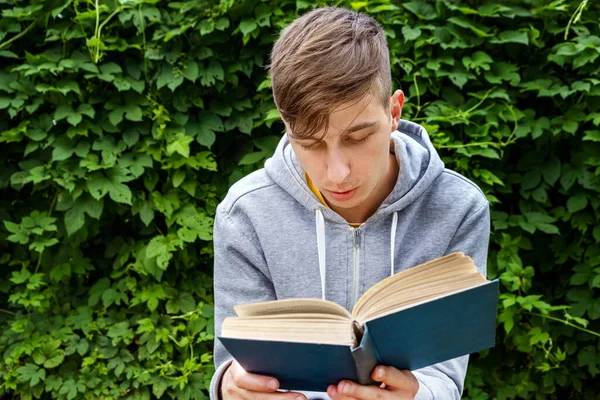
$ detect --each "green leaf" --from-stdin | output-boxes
[59,379,85,400]
[462,51,493,72]
[166,292,196,314]
[140,200,155,226]
[593,225,600,242]
[490,30,529,45]
[239,151,265,165]
[570,272,589,286]
[194,151,217,171]
[183,60,199,82]
[402,26,421,41]
[136,283,167,311]
[123,103,143,121]
[17,363,46,386]
[123,130,139,147]
[157,66,182,90]
[55,104,82,126]
[200,60,224,86]
[11,268,31,284]
[472,148,500,159]
[50,263,71,282]
[87,172,133,205]
[239,18,257,36]
[567,195,588,213]
[172,169,185,187]
[166,133,194,158]
[448,17,492,37]
[215,17,229,30]
[583,130,600,142]
[542,158,561,185]
[43,350,65,368]
[199,20,214,36]
[237,115,253,134]
[52,137,76,161]
[153,380,168,398]
[107,321,134,343]
[403,1,437,20]
[191,112,223,149]
[77,340,89,356]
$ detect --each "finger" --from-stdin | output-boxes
[249,391,306,400]
[230,361,281,392]
[371,366,418,394]
[336,380,384,400]
[327,384,361,400]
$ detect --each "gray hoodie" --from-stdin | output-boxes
[210,120,490,400]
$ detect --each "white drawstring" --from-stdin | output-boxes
[390,211,398,276]
[315,208,326,300]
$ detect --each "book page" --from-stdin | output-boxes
[357,274,488,323]
[222,317,354,345]
[354,261,476,317]
[235,298,352,319]
[233,313,349,321]
[352,253,488,323]
[352,253,468,317]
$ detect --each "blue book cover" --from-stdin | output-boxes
[219,279,499,392]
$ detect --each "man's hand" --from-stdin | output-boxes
[221,361,307,400]
[327,366,419,400]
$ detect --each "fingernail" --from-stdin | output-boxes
[376,367,384,380]
[267,379,277,390]
[296,396,305,400]
[340,382,349,394]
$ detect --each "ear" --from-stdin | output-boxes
[390,90,405,132]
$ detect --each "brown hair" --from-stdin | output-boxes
[267,6,392,139]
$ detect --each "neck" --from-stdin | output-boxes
[331,152,399,224]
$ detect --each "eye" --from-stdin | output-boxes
[348,136,368,145]
[299,142,321,150]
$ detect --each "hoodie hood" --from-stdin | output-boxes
[264,119,446,225]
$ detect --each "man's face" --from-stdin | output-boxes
[286,90,404,211]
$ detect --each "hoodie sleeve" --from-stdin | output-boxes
[209,204,277,400]
[413,199,491,400]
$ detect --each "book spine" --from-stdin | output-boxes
[350,324,379,386]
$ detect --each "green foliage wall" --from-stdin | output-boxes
[0,0,599,399]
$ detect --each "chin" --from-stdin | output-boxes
[328,194,367,209]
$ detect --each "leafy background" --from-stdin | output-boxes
[0,0,599,399]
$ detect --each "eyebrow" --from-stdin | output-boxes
[290,120,380,142]
[342,120,380,135]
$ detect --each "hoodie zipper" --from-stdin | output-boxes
[352,228,361,306]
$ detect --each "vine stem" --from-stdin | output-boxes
[0,308,16,315]
[0,20,37,50]
[94,0,100,62]
[438,141,499,149]
[412,74,421,120]
[564,0,589,40]
[524,311,600,338]
[34,191,59,274]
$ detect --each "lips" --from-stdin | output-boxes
[325,188,358,202]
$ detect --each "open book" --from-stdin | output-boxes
[219,253,499,391]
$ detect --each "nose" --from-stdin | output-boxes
[326,149,350,186]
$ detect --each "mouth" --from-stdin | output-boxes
[325,187,358,201]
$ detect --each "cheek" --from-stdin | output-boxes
[353,139,388,175]
[295,149,324,179]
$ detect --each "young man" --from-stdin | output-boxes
[210,7,490,400]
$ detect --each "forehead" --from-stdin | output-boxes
[289,92,387,140]
[329,93,385,131]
